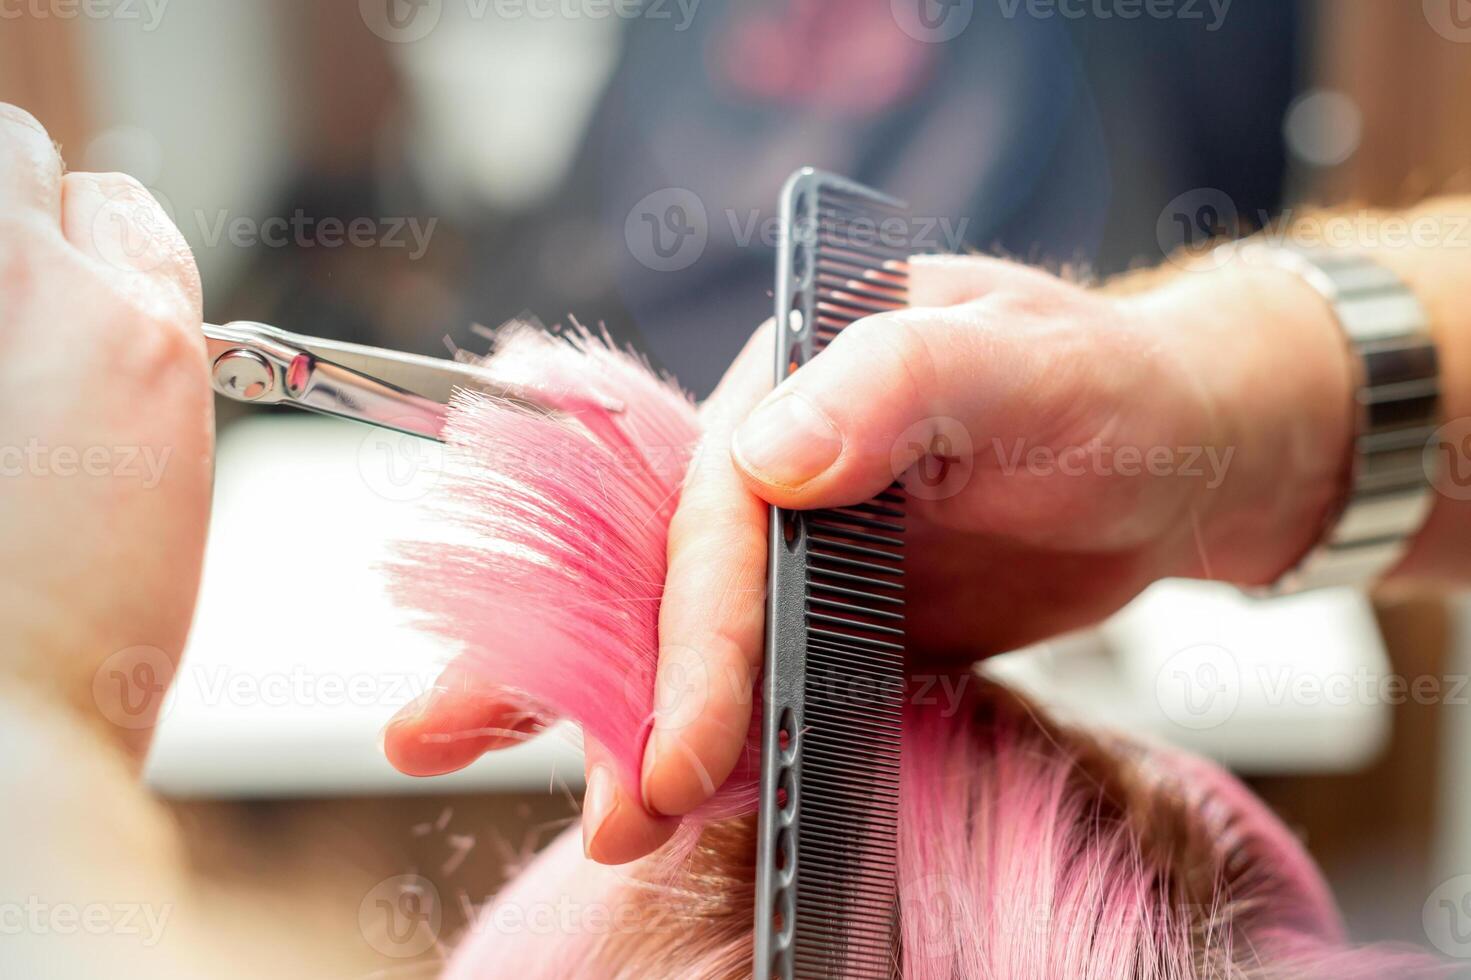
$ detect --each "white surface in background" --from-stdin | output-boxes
[145,416,585,798]
[153,417,1396,798]
[990,580,1392,774]
[1434,597,1471,886]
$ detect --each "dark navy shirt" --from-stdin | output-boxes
[459,0,1300,396]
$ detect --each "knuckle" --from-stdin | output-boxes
[84,276,205,380]
[155,305,206,365]
[840,312,937,410]
[977,276,1090,322]
[0,102,49,138]
[90,170,147,193]
[0,210,203,385]
[81,178,202,321]
[0,105,63,200]
[70,168,143,192]
[117,303,207,385]
[90,174,176,242]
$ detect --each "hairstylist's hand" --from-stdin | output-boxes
[639,252,1356,823]
[384,251,1355,865]
[0,103,212,750]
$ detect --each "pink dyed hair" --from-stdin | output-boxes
[392,326,1451,979]
[394,324,758,823]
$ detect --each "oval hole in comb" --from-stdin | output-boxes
[778,707,797,761]
[781,510,803,550]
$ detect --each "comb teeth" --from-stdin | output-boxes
[756,170,910,980]
[808,192,910,349]
[793,494,905,979]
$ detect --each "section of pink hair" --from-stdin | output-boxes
[896,699,1453,980]
[390,325,758,827]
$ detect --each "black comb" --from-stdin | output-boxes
[754,169,909,980]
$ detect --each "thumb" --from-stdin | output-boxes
[730,254,1069,511]
[729,304,997,510]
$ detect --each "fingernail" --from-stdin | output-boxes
[733,394,842,488]
[582,765,618,858]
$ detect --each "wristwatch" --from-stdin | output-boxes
[1227,244,1441,592]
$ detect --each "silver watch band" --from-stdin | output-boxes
[1229,244,1440,592]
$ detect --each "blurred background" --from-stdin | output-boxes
[5,0,1471,972]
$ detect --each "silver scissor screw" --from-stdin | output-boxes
[212,349,274,401]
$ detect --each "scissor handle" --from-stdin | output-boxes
[204,322,448,441]
[204,320,627,441]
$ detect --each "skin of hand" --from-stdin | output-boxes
[386,249,1362,863]
[0,104,509,980]
[0,103,212,751]
[0,103,335,979]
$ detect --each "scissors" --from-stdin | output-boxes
[203,321,618,441]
